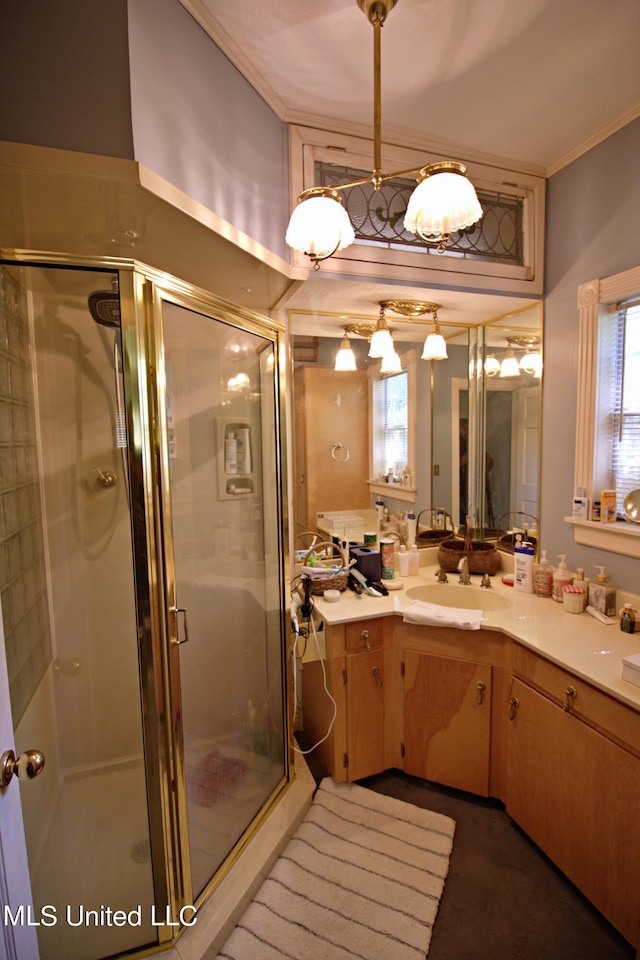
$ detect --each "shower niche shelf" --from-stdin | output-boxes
[216,418,256,500]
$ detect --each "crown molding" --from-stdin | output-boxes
[546,101,640,177]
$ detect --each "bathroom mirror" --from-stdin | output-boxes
[289,299,543,549]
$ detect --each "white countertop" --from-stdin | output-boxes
[309,556,640,712]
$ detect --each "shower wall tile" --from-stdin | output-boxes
[0,266,52,725]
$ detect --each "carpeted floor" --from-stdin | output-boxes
[215,776,455,959]
[362,770,635,960]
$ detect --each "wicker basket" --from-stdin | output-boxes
[303,540,350,594]
[438,521,499,576]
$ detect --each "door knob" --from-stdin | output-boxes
[1,749,46,787]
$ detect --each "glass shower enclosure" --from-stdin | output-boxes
[0,255,289,960]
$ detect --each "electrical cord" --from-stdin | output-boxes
[289,592,337,756]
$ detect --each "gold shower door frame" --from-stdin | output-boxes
[0,249,292,957]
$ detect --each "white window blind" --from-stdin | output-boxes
[608,301,640,508]
[373,371,408,477]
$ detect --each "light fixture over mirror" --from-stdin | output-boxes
[334,330,357,371]
[285,0,483,268]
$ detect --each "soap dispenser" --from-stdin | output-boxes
[533,549,553,598]
[552,555,573,602]
[588,566,617,618]
[408,544,420,576]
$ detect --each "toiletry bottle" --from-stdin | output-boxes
[236,426,251,474]
[573,567,588,610]
[408,543,420,576]
[620,603,636,634]
[224,432,237,475]
[398,544,409,577]
[514,539,535,593]
[552,555,573,602]
[588,567,617,617]
[406,510,417,547]
[375,497,385,527]
[533,549,553,597]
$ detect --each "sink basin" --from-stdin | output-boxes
[404,583,512,612]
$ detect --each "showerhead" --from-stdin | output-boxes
[88,291,120,328]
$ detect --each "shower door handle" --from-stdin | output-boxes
[170,606,190,645]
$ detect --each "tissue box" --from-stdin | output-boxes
[622,652,640,687]
[349,545,382,582]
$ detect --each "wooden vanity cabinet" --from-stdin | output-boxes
[301,617,393,783]
[403,649,492,795]
[398,624,508,799]
[507,646,640,946]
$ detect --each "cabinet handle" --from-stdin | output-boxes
[508,696,519,721]
[563,685,577,712]
[361,629,371,652]
[476,680,486,705]
[372,666,382,687]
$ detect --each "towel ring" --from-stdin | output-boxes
[331,442,350,463]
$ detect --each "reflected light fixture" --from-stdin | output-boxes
[380,346,402,373]
[484,355,501,377]
[285,0,483,268]
[499,353,520,378]
[368,305,395,359]
[334,330,357,371]
[421,311,448,360]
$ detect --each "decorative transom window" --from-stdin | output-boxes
[315,161,524,266]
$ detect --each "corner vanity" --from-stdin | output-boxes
[301,556,640,952]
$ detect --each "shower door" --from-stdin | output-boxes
[152,291,288,901]
[0,259,290,960]
[0,263,158,960]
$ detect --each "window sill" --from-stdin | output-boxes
[564,516,640,558]
[368,480,416,504]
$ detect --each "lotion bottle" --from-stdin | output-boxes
[552,555,573,602]
[408,544,420,576]
[398,545,410,577]
[406,510,417,547]
[224,432,237,475]
[533,549,553,597]
[514,539,535,593]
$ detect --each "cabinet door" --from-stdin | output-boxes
[345,650,385,781]
[507,678,640,944]
[403,650,492,796]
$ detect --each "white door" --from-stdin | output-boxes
[0,622,40,960]
[512,386,539,517]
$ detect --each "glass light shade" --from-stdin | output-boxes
[499,355,520,378]
[334,336,357,371]
[404,163,483,239]
[380,348,402,373]
[285,192,355,259]
[520,352,542,377]
[369,326,394,359]
[421,330,448,360]
[484,356,500,377]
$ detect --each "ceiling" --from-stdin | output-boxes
[179,0,640,337]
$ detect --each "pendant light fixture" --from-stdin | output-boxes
[380,346,402,373]
[368,304,395,359]
[286,0,483,268]
[379,299,447,361]
[420,311,448,360]
[334,330,357,371]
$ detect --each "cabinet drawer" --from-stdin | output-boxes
[513,644,640,757]
[345,618,385,652]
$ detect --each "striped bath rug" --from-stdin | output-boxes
[216,776,455,960]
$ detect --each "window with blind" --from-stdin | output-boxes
[597,300,640,510]
[372,371,408,481]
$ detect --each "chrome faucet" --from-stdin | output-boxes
[458,556,471,584]
[480,572,492,588]
[435,568,448,583]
